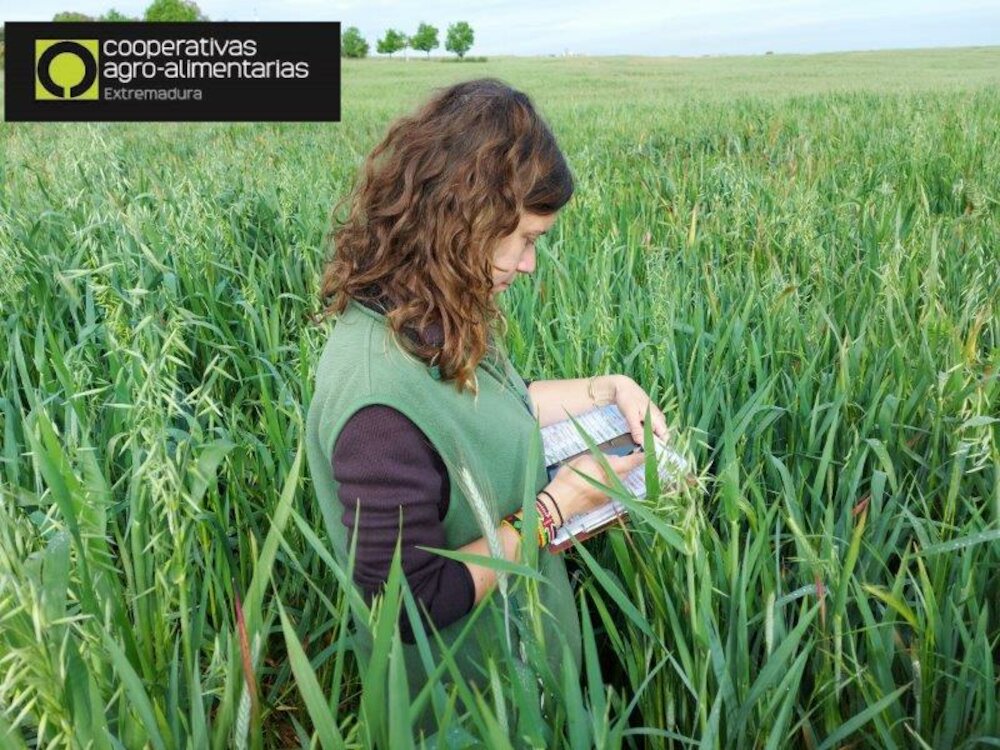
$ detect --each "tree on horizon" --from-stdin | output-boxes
[342,26,369,58]
[102,8,139,21]
[410,22,439,58]
[52,11,95,21]
[376,28,408,58]
[144,0,207,22]
[445,21,474,59]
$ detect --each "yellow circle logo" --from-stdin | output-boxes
[35,40,99,100]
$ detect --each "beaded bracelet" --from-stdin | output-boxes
[535,496,559,544]
[500,516,521,543]
[538,489,565,526]
[502,508,551,548]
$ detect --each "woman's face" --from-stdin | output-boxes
[490,211,559,295]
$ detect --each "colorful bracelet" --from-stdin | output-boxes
[503,510,551,548]
[501,516,521,542]
[535,497,559,544]
[538,489,565,526]
[502,511,527,541]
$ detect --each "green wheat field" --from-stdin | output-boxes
[1,48,998,748]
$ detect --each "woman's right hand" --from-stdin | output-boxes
[545,450,646,521]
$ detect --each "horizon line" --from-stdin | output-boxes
[346,43,999,60]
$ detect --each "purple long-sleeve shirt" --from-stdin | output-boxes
[331,290,533,644]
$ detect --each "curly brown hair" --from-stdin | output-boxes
[310,77,574,395]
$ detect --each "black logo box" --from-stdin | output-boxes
[4,22,341,122]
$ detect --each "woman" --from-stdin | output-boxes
[305,77,669,731]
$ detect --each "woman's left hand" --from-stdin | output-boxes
[609,375,670,445]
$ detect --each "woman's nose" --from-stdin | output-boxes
[517,248,536,274]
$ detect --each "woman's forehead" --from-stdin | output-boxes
[520,211,558,233]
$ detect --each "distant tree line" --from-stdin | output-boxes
[342,22,476,60]
[1,13,476,65]
[0,3,200,63]
[50,0,207,22]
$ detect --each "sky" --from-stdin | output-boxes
[2,0,998,57]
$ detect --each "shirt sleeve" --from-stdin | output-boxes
[331,404,476,644]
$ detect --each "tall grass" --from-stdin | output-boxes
[1,49,998,747]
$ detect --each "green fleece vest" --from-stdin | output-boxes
[304,298,582,719]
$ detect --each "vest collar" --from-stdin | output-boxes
[351,293,445,348]
[344,298,530,415]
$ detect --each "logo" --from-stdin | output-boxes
[8,23,340,122]
[35,40,99,100]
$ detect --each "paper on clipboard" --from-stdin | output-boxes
[539,404,689,552]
